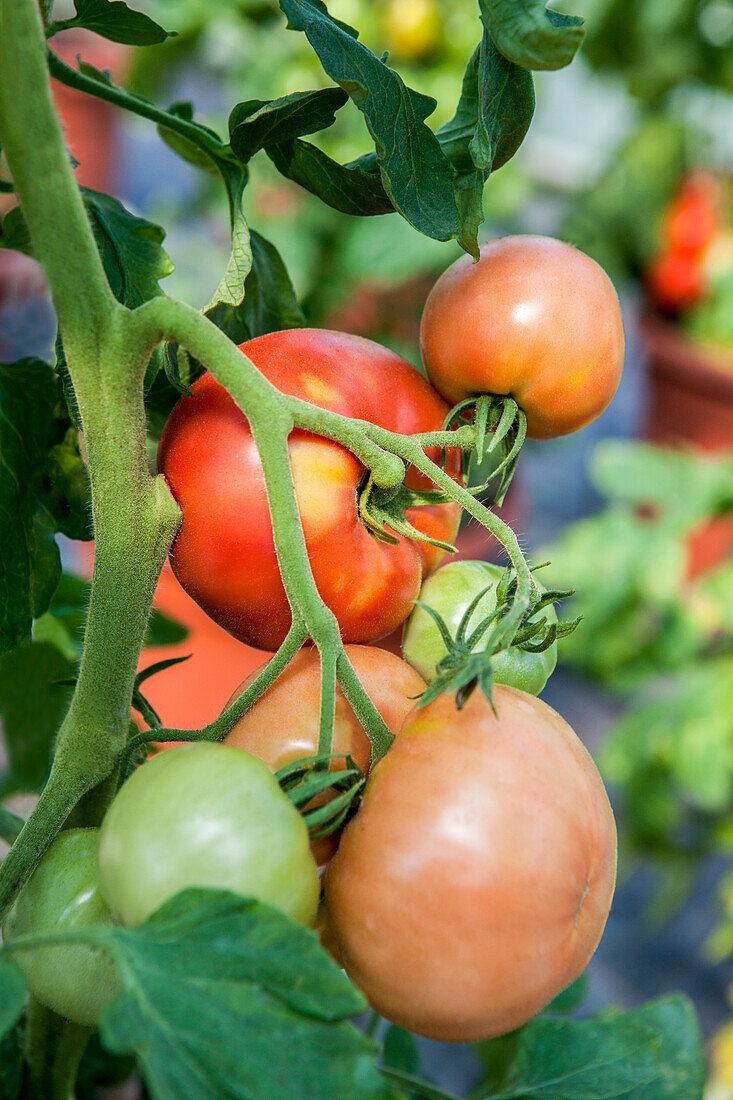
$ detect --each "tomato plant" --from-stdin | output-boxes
[158,330,461,651]
[324,686,617,1042]
[0,0,708,1098]
[420,235,625,438]
[98,743,320,927]
[3,829,118,1028]
[402,559,558,695]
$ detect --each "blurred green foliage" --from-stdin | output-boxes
[126,0,528,333]
[543,441,733,940]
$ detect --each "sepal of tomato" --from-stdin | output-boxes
[223,645,425,865]
[157,329,461,651]
[403,559,558,695]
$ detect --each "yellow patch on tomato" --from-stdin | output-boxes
[301,374,340,407]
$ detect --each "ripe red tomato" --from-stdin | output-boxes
[222,644,426,864]
[647,249,705,311]
[419,236,625,439]
[158,329,461,651]
[324,686,617,1042]
[663,174,722,255]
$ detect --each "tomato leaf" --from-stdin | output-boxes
[477,0,585,72]
[54,0,173,46]
[90,889,387,1100]
[0,956,26,1042]
[439,32,534,178]
[476,995,703,1099]
[0,358,67,654]
[206,230,305,345]
[229,88,348,163]
[0,642,75,793]
[0,1025,23,1100]
[267,140,393,216]
[278,0,461,245]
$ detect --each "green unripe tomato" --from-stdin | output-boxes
[403,560,557,695]
[98,743,320,928]
[3,828,119,1027]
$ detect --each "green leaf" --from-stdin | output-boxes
[0,1025,23,1100]
[157,102,223,173]
[207,230,305,344]
[0,359,63,654]
[476,995,703,1100]
[383,1026,420,1077]
[91,889,387,1100]
[267,140,393,216]
[66,0,173,46]
[0,207,32,255]
[204,168,253,315]
[544,972,588,1015]
[478,0,585,72]
[439,35,534,177]
[589,441,733,525]
[0,955,26,1041]
[229,88,348,163]
[81,187,174,309]
[0,642,74,792]
[278,0,460,244]
[603,996,705,1100]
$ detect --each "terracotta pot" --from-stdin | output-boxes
[640,311,733,577]
[50,30,130,194]
[640,311,733,451]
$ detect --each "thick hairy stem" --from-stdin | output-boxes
[0,0,116,363]
[0,0,182,919]
[23,1001,90,1100]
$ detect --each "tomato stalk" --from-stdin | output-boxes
[0,0,181,924]
[23,1000,91,1100]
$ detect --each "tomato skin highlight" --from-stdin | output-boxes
[97,743,319,928]
[402,559,557,695]
[157,329,461,651]
[324,686,617,1043]
[223,645,426,864]
[3,829,119,1028]
[419,236,625,439]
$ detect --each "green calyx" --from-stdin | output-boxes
[276,753,366,839]
[404,560,580,710]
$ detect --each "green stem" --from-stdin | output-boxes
[0,0,182,920]
[122,618,309,769]
[129,298,395,760]
[23,1000,90,1100]
[317,646,338,765]
[45,49,229,167]
[0,0,116,361]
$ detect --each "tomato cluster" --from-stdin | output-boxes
[646,173,728,313]
[4,236,622,1042]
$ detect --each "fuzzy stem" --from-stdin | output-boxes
[0,0,182,919]
[23,1001,90,1100]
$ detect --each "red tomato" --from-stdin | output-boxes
[663,174,722,255]
[324,686,617,1042]
[158,329,461,651]
[223,644,425,864]
[419,236,625,439]
[647,249,704,311]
